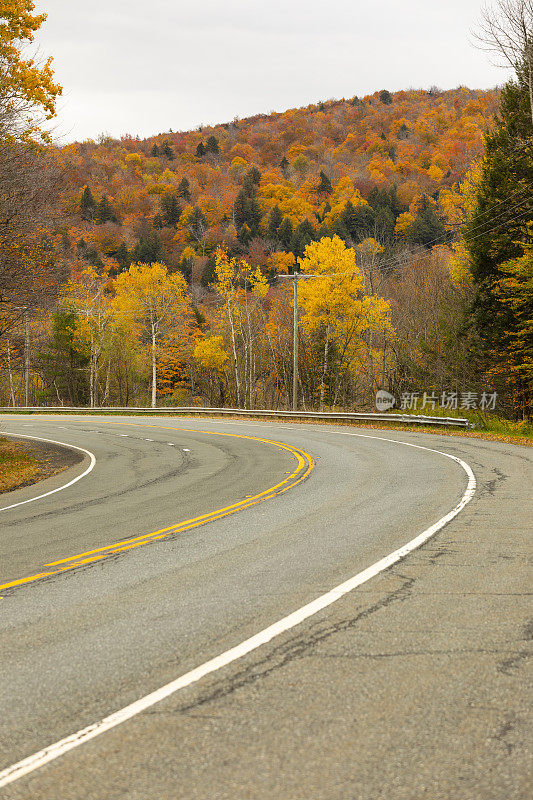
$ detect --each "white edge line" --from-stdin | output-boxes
[0,433,96,512]
[0,433,476,788]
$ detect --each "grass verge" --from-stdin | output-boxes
[0,437,40,492]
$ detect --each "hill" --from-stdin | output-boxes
[56,86,499,282]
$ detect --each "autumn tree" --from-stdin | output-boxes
[113,262,191,407]
[0,0,62,139]
[299,236,394,410]
[0,2,62,342]
[213,248,268,407]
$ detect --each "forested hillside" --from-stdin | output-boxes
[57,87,498,283]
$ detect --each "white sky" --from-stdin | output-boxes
[33,0,512,143]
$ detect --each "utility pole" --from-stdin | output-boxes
[292,275,298,411]
[24,308,30,407]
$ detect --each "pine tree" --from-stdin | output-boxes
[464,75,533,417]
[341,202,375,242]
[96,195,118,224]
[237,223,253,247]
[291,219,315,257]
[379,89,393,105]
[196,141,205,158]
[160,192,182,226]
[39,309,89,405]
[115,242,131,272]
[205,135,220,155]
[407,202,446,248]
[242,166,261,196]
[279,157,289,178]
[317,170,332,196]
[151,144,160,157]
[132,233,164,264]
[80,186,97,220]
[160,140,174,160]
[234,190,261,236]
[268,205,283,239]
[278,217,293,250]
[177,177,191,202]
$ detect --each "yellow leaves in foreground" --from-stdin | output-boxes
[1,0,62,137]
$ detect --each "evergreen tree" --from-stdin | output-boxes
[96,195,118,224]
[279,157,289,178]
[268,205,283,239]
[160,192,182,226]
[132,233,164,264]
[39,308,89,405]
[333,218,350,245]
[234,189,261,236]
[150,144,160,157]
[243,166,261,196]
[291,219,315,258]
[278,217,293,250]
[237,223,253,247]
[115,242,131,272]
[341,201,375,242]
[379,89,393,105]
[317,170,333,195]
[398,122,409,140]
[407,206,447,248]
[160,140,174,159]
[76,238,104,269]
[177,177,191,202]
[374,206,396,244]
[196,141,205,158]
[464,75,533,416]
[205,135,220,155]
[80,186,97,220]
[201,257,216,287]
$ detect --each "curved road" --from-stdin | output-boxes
[0,415,530,799]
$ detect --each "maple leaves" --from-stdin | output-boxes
[0,0,62,140]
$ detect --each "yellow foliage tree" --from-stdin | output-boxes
[299,236,394,409]
[113,262,191,407]
[0,0,62,139]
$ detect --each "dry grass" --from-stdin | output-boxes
[0,437,40,492]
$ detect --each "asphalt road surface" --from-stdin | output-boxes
[0,414,531,799]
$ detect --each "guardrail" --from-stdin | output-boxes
[0,406,473,428]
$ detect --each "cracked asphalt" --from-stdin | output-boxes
[0,415,531,799]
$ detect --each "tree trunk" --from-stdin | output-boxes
[319,322,330,412]
[7,340,15,406]
[151,324,157,408]
[227,300,240,406]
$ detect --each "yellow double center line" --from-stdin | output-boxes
[0,422,314,595]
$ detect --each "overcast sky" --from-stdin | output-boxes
[34,0,512,143]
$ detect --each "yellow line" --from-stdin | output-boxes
[0,422,314,594]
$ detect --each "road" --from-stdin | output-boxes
[0,414,531,799]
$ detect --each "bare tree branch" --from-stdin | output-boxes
[473,0,533,122]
